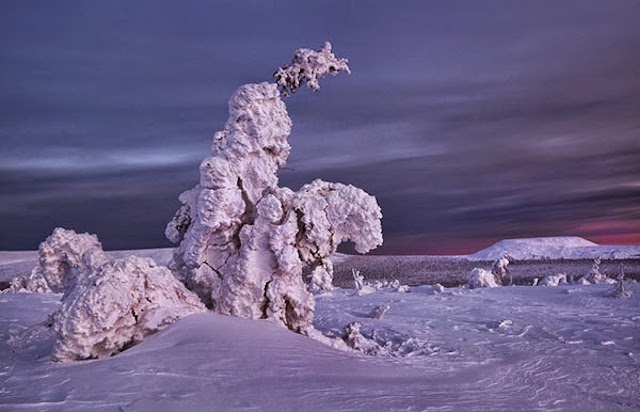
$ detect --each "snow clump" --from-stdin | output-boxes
[467,268,500,288]
[579,258,616,284]
[6,227,109,295]
[26,228,206,361]
[539,273,568,287]
[166,43,382,334]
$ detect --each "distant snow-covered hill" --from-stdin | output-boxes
[469,236,640,261]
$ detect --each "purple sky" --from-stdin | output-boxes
[1,1,639,254]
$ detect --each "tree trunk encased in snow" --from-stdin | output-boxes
[166,43,383,333]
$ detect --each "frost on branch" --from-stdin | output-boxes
[28,228,205,361]
[274,41,351,96]
[166,43,382,333]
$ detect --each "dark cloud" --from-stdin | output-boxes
[1,1,639,252]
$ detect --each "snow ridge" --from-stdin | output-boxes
[469,236,640,260]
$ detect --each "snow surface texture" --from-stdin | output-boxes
[3,271,639,411]
[166,43,382,333]
[470,236,640,260]
[11,228,206,361]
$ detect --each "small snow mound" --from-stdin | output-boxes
[343,322,385,355]
[467,268,499,289]
[369,305,390,319]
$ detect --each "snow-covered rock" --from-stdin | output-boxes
[467,268,499,288]
[166,43,382,333]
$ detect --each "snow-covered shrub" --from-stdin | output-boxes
[166,43,383,333]
[369,304,390,319]
[610,280,632,299]
[352,269,407,296]
[491,255,512,286]
[25,228,206,361]
[11,228,110,295]
[467,268,499,288]
[580,258,616,284]
[343,322,385,355]
[6,271,51,294]
[539,273,567,287]
[52,255,206,361]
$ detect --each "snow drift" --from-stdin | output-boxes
[166,42,383,333]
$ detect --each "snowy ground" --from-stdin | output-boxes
[1,280,638,410]
[1,241,639,411]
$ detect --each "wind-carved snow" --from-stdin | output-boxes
[166,43,383,333]
[14,228,206,361]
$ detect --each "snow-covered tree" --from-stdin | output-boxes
[467,268,499,288]
[166,42,383,333]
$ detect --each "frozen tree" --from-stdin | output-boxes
[580,258,616,284]
[491,255,513,286]
[166,43,383,333]
[27,228,206,361]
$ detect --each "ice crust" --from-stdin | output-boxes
[166,43,382,332]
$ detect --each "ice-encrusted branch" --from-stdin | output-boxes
[274,41,351,96]
[166,43,382,333]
